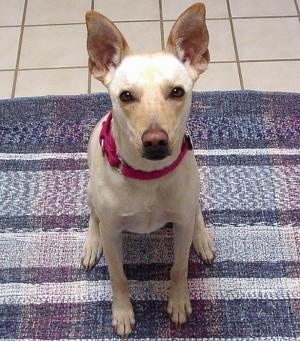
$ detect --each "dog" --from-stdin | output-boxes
[81,3,215,337]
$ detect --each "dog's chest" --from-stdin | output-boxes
[113,187,180,233]
[117,210,177,234]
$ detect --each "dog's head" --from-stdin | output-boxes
[86,3,209,169]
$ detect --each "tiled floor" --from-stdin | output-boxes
[0,0,300,99]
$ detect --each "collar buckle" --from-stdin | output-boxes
[185,130,194,150]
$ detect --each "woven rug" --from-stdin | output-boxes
[0,91,299,340]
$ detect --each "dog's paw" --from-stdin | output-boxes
[167,284,192,326]
[112,300,135,338]
[192,229,216,264]
[81,234,102,270]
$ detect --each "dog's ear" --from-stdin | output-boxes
[86,11,131,84]
[166,3,209,80]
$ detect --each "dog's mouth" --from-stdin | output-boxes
[142,144,171,160]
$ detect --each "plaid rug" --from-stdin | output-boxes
[0,91,299,340]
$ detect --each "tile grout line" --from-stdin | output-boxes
[2,15,299,29]
[4,57,300,71]
[294,0,300,22]
[17,66,88,71]
[226,0,244,90]
[20,20,161,27]
[11,0,28,98]
[230,15,299,19]
[158,0,165,50]
[5,57,300,74]
[239,58,300,63]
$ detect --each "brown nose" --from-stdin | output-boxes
[141,127,170,160]
[142,128,169,147]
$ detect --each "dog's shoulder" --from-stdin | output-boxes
[87,114,108,170]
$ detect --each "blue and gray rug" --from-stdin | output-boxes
[0,91,299,340]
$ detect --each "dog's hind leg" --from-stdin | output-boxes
[81,211,103,270]
[192,206,216,264]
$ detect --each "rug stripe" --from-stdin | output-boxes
[0,226,298,268]
[0,152,87,160]
[1,92,300,153]
[195,148,300,156]
[1,261,299,284]
[199,165,300,211]
[196,154,300,167]
[0,300,297,338]
[0,215,89,233]
[204,209,300,226]
[0,158,88,171]
[0,339,297,341]
[1,152,300,171]
[0,170,89,216]
[1,148,300,160]
[1,278,299,305]
[1,210,300,233]
[1,165,300,216]
[2,155,300,172]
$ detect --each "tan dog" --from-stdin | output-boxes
[81,3,215,337]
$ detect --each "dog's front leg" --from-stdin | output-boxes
[192,206,216,263]
[101,224,135,338]
[168,220,194,326]
[81,211,102,270]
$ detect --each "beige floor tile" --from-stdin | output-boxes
[233,18,300,60]
[19,25,87,69]
[230,0,297,17]
[0,0,24,26]
[115,22,162,53]
[25,0,90,25]
[15,68,88,97]
[0,71,14,99]
[94,0,159,21]
[241,61,300,92]
[162,21,173,47]
[0,27,20,69]
[91,76,108,94]
[205,20,236,62]
[162,0,228,20]
[164,20,236,62]
[193,62,241,91]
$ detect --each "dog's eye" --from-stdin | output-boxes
[170,87,185,98]
[119,91,135,103]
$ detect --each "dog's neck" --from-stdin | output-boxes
[99,112,192,180]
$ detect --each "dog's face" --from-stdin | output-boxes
[86,4,209,165]
[108,53,194,160]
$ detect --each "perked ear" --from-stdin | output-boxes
[85,11,131,85]
[166,3,210,80]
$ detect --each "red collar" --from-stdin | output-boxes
[99,112,192,180]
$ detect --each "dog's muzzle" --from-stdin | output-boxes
[141,127,171,160]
